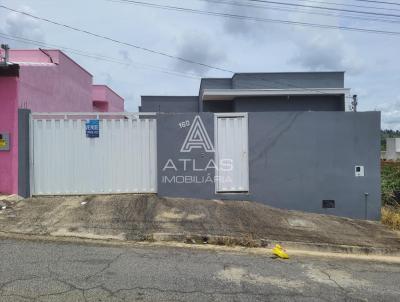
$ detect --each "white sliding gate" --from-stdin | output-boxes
[30,113,157,195]
[215,113,249,193]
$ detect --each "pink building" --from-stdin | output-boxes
[0,49,125,196]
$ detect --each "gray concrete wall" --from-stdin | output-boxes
[232,72,345,89]
[199,78,232,90]
[140,96,198,112]
[157,111,381,220]
[233,95,345,112]
[202,95,345,113]
[157,113,216,199]
[18,109,30,198]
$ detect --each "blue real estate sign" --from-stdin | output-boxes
[86,120,100,138]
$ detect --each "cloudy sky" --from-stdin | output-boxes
[0,0,399,129]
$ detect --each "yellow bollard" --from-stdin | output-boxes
[272,244,289,259]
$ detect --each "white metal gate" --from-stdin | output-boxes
[30,113,157,195]
[215,113,249,193]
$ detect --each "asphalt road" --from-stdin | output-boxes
[0,239,399,301]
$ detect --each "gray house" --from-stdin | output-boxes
[140,72,348,113]
[140,72,381,220]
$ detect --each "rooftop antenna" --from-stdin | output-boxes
[351,94,358,112]
[0,44,10,65]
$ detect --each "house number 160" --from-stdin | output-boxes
[179,120,190,128]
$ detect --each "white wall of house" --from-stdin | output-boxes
[384,138,400,161]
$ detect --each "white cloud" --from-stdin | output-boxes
[1,5,45,48]
[204,0,282,40]
[173,31,227,75]
[375,98,400,130]
[219,1,266,38]
[118,49,133,64]
[289,32,364,74]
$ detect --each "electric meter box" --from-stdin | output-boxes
[0,133,10,151]
[355,165,364,177]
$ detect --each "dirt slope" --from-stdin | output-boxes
[1,194,399,249]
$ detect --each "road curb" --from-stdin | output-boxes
[151,232,400,256]
[1,230,400,257]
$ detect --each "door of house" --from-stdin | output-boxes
[30,113,157,195]
[215,113,249,193]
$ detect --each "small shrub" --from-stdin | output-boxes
[382,206,400,230]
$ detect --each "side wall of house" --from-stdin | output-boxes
[9,50,124,113]
[157,111,381,220]
[14,51,93,112]
[92,85,124,112]
[0,77,19,194]
[18,64,93,112]
[385,138,400,160]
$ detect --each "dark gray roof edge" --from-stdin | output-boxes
[141,95,197,98]
[200,77,231,80]
[200,71,345,82]
[232,71,345,77]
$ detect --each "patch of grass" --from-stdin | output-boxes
[382,206,400,230]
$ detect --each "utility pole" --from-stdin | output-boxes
[1,44,10,65]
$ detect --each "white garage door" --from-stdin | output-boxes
[31,114,157,195]
[215,113,249,193]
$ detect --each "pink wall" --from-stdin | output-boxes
[11,50,94,112]
[0,49,125,195]
[3,50,125,113]
[1,50,124,112]
[0,77,18,194]
[92,85,124,112]
[7,49,61,64]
